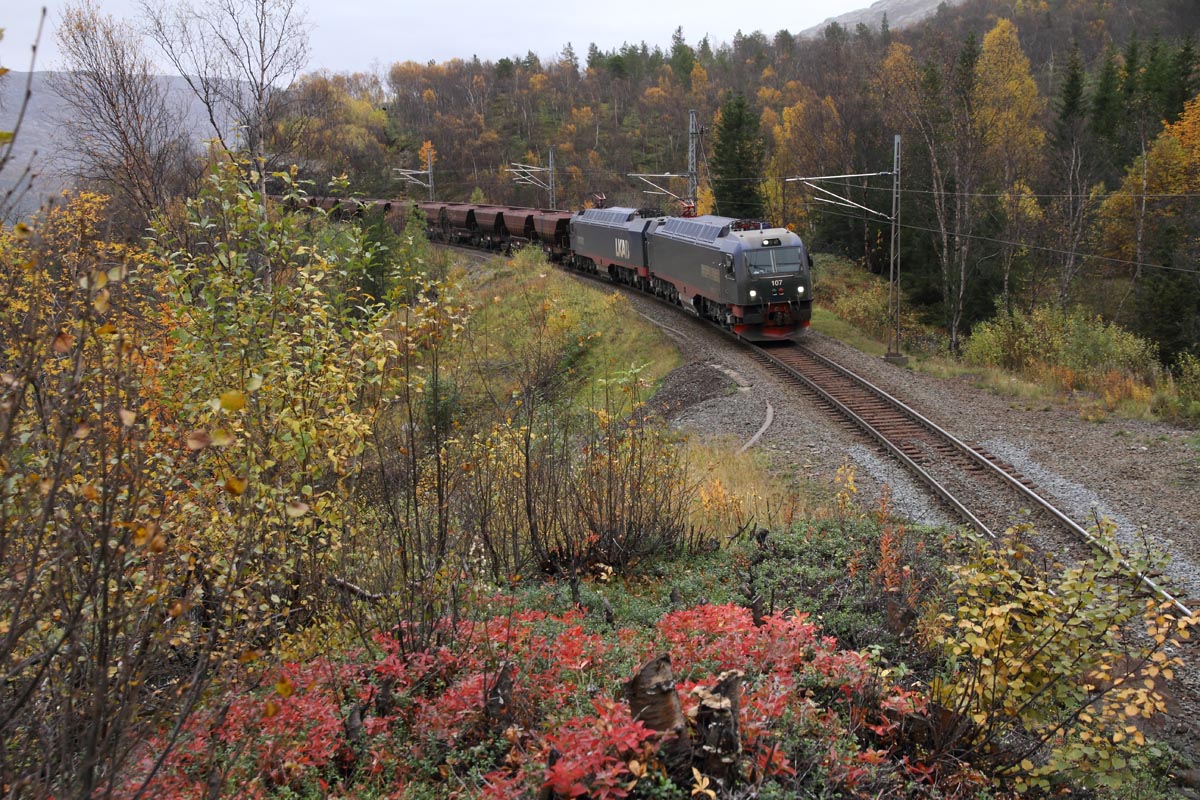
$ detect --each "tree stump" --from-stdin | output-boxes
[484,661,515,730]
[692,670,744,785]
[624,655,692,777]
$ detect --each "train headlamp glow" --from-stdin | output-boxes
[798,286,805,295]
[749,289,758,298]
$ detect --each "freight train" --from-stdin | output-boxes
[417,200,812,341]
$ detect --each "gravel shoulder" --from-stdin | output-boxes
[637,295,1200,599]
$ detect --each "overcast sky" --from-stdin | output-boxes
[3,0,869,76]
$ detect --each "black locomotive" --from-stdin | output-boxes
[416,199,812,341]
[568,207,811,341]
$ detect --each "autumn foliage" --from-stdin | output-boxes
[114,604,937,798]
[3,169,1194,797]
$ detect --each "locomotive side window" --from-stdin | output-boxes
[747,248,804,275]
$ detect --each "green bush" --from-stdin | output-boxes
[964,306,1162,401]
[830,279,891,339]
[927,525,1191,794]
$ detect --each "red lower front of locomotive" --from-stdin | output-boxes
[728,301,811,342]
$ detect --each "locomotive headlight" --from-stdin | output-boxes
[798,286,805,295]
[749,289,758,298]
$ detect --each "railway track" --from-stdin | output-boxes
[435,242,1195,618]
[745,339,1194,618]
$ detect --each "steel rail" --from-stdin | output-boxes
[741,343,994,538]
[754,341,1194,618]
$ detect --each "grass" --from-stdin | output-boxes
[684,439,831,536]
[810,252,947,361]
[457,249,680,415]
[809,307,888,356]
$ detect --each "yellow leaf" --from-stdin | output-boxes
[81,484,99,501]
[219,390,246,411]
[224,476,248,496]
[264,700,280,718]
[247,374,263,392]
[210,429,234,447]
[275,677,294,698]
[93,289,110,313]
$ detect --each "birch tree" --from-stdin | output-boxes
[142,0,308,197]
[974,19,1045,313]
[53,1,196,229]
[882,37,985,352]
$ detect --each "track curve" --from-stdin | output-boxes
[748,340,1193,618]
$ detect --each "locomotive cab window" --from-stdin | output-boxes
[747,247,803,275]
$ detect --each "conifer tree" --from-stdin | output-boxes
[1054,44,1087,149]
[670,27,695,91]
[1090,49,1121,143]
[711,91,765,219]
[1171,37,1197,119]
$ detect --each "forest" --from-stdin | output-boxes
[20,0,1200,364]
[326,0,1200,363]
[2,0,1200,796]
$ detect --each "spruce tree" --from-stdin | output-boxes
[1054,43,1087,149]
[1090,49,1121,143]
[711,92,765,219]
[1167,37,1197,123]
[670,27,695,90]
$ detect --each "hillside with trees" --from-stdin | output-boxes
[345,0,1199,365]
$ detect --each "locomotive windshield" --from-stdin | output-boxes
[746,247,804,275]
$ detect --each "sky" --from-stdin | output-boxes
[2,0,870,76]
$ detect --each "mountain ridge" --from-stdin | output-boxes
[801,0,966,36]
